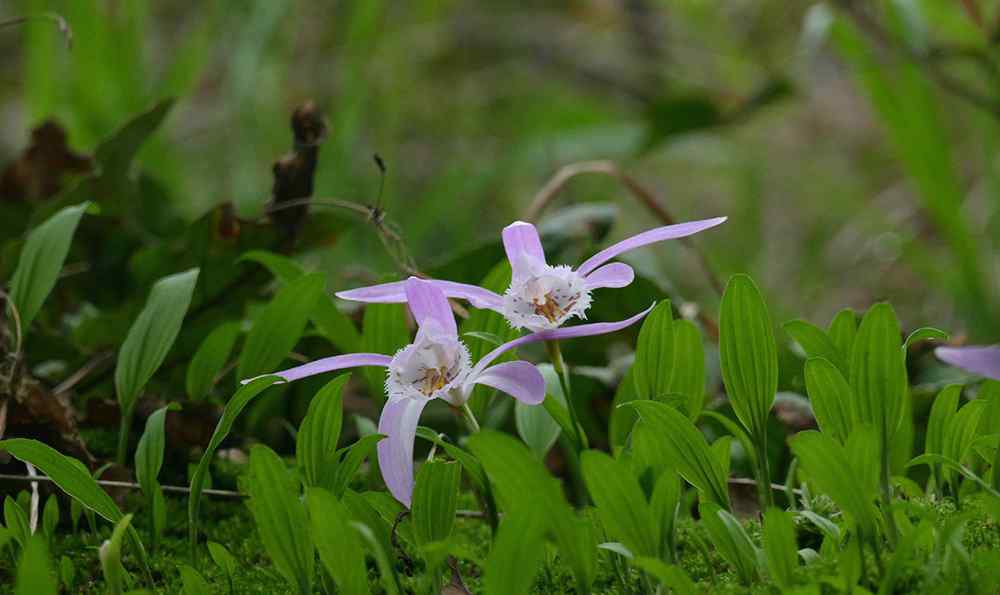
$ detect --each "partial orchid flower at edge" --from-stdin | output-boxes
[336,216,726,332]
[242,277,653,506]
[935,345,1000,381]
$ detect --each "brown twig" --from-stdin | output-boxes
[52,351,113,395]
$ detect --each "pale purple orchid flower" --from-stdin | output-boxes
[935,345,1000,381]
[336,217,726,331]
[243,277,653,506]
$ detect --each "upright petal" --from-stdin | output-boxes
[467,360,545,405]
[471,303,655,376]
[502,221,547,278]
[575,217,727,276]
[377,397,430,507]
[336,280,504,312]
[935,346,1000,381]
[584,262,635,290]
[241,353,391,384]
[404,277,457,337]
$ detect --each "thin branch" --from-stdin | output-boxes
[0,288,24,357]
[53,351,113,395]
[0,473,245,500]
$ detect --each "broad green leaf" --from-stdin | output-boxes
[850,303,906,445]
[59,556,75,592]
[185,322,240,400]
[804,357,856,442]
[903,327,948,353]
[135,403,178,549]
[42,494,59,544]
[239,250,360,353]
[115,268,200,412]
[8,202,91,332]
[484,505,547,595]
[702,410,758,470]
[99,514,133,595]
[467,430,596,594]
[543,389,587,451]
[411,460,461,547]
[5,496,30,547]
[720,274,778,443]
[306,488,371,595]
[15,536,57,595]
[785,319,847,376]
[206,542,237,594]
[330,434,385,497]
[581,450,658,558]
[237,273,325,380]
[359,303,409,404]
[710,436,733,480]
[906,453,1000,498]
[828,308,857,361]
[763,507,798,590]
[631,558,697,594]
[941,399,986,490]
[633,300,675,402]
[926,384,961,491]
[297,374,349,489]
[626,401,730,509]
[354,522,403,595]
[188,376,281,556]
[670,319,706,420]
[179,565,212,595]
[650,471,681,562]
[790,431,879,539]
[516,364,564,458]
[246,445,314,595]
[610,368,638,450]
[699,502,760,585]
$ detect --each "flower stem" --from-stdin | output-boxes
[545,340,585,450]
[115,407,133,466]
[754,438,774,511]
[880,440,898,549]
[461,402,481,433]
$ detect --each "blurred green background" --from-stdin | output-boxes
[2,0,998,339]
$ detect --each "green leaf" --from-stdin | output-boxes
[633,300,675,402]
[699,502,760,585]
[650,471,681,562]
[5,495,30,547]
[763,507,798,590]
[906,453,1000,498]
[330,434,385,497]
[631,557,697,594]
[115,268,200,412]
[625,401,730,509]
[237,273,326,381]
[42,494,59,544]
[790,431,879,539]
[670,319,707,420]
[785,319,848,376]
[414,427,497,527]
[411,460,462,547]
[238,250,306,283]
[15,536,57,595]
[135,403,178,549]
[188,376,281,557]
[306,488,371,595]
[246,445,314,595]
[297,374,349,489]
[206,542,237,594]
[804,357,856,442]
[58,556,75,592]
[941,399,986,489]
[185,322,240,400]
[8,202,91,332]
[849,303,906,445]
[701,410,758,471]
[720,274,778,443]
[516,364,564,458]
[99,514,134,595]
[903,327,949,353]
[353,521,403,595]
[926,384,961,491]
[581,450,658,558]
[359,303,409,404]
[179,565,212,595]
[827,308,858,361]
[484,505,547,595]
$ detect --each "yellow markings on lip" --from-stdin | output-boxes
[419,368,449,396]
[532,293,578,323]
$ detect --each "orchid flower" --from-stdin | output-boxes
[244,277,652,506]
[336,216,726,331]
[935,345,1000,381]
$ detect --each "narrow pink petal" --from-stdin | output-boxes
[404,277,456,337]
[575,217,728,276]
[377,397,429,507]
[502,221,546,278]
[935,346,1000,381]
[241,353,391,384]
[468,360,545,405]
[584,262,635,290]
[471,303,655,376]
[336,280,504,312]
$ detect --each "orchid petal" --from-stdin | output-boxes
[935,346,1000,381]
[502,221,546,278]
[241,353,391,384]
[404,277,457,337]
[575,216,728,276]
[377,396,429,507]
[467,360,545,405]
[472,303,655,376]
[336,280,504,312]
[584,262,635,290]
